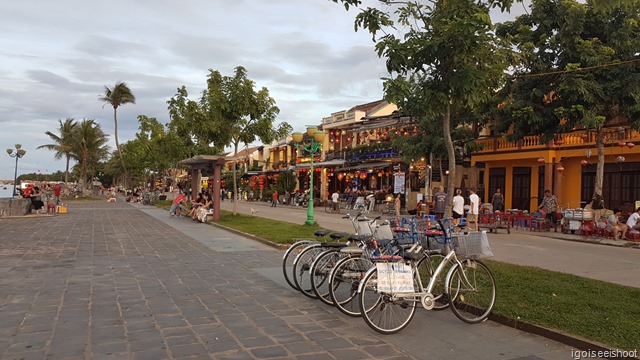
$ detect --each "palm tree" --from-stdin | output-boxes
[71,119,109,195]
[99,81,135,186]
[37,118,78,184]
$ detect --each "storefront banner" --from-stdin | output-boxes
[394,172,405,194]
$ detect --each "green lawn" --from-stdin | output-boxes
[206,210,640,350]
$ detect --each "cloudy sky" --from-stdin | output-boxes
[0,0,528,180]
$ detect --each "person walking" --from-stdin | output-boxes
[433,185,448,220]
[394,193,401,217]
[452,189,465,227]
[491,188,504,212]
[331,190,340,213]
[537,189,558,231]
[468,188,480,231]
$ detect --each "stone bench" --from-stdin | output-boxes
[0,198,32,217]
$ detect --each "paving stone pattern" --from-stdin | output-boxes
[0,201,572,360]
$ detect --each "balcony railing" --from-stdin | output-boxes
[474,128,640,154]
[325,145,400,163]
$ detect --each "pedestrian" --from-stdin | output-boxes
[491,188,504,212]
[53,183,62,205]
[537,189,559,232]
[331,190,340,213]
[452,189,465,228]
[468,187,479,231]
[271,190,278,207]
[433,185,448,220]
[394,193,401,217]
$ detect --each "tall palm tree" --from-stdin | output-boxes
[37,118,78,184]
[99,81,135,186]
[71,119,109,195]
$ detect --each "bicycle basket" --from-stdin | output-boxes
[452,231,494,259]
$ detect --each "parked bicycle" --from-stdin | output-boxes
[358,219,496,334]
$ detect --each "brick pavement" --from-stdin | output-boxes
[0,200,574,359]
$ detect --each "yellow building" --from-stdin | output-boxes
[472,127,640,212]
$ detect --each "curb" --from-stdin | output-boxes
[209,222,290,250]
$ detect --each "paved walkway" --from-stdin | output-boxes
[0,200,611,359]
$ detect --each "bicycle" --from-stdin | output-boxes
[358,219,496,334]
[325,200,340,214]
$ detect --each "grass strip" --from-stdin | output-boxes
[207,209,640,350]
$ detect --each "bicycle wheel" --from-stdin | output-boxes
[292,244,325,297]
[311,250,348,304]
[329,256,373,317]
[415,253,452,310]
[282,240,316,291]
[325,203,332,213]
[447,259,496,324]
[359,265,416,334]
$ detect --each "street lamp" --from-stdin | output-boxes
[292,126,326,226]
[6,144,27,197]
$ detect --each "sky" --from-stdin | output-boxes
[0,0,529,181]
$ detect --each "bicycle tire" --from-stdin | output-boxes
[292,244,325,297]
[310,250,348,304]
[359,265,416,334]
[329,256,373,317]
[447,259,496,324]
[415,253,451,310]
[282,240,316,291]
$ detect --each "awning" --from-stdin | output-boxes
[295,159,345,169]
[335,162,391,172]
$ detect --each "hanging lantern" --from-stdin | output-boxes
[378,171,384,177]
[616,155,626,163]
[360,173,368,180]
[556,164,565,172]
[581,159,588,166]
[537,157,545,163]
[580,133,588,140]
[627,142,635,149]
[337,173,344,181]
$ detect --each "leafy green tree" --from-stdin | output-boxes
[495,0,640,201]
[169,66,291,215]
[99,81,136,186]
[333,0,513,215]
[71,119,110,194]
[37,118,78,184]
[275,170,297,195]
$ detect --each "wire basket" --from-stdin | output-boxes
[452,231,494,259]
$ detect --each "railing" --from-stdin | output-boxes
[474,128,640,154]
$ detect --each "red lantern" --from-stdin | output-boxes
[627,142,635,149]
[581,159,588,166]
[360,173,368,180]
[618,141,626,147]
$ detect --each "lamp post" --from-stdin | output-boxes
[292,126,326,226]
[6,144,27,197]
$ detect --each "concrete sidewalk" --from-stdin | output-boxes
[0,199,588,359]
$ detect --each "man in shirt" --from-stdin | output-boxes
[331,190,340,213]
[468,188,480,231]
[626,207,640,231]
[452,189,465,228]
[432,186,448,220]
[538,190,558,231]
[170,192,187,217]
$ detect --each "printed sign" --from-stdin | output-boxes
[376,262,414,293]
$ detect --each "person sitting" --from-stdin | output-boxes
[27,186,46,214]
[170,192,187,217]
[188,193,204,218]
[608,208,627,240]
[626,207,640,231]
[408,199,425,216]
[195,194,213,222]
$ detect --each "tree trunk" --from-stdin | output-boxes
[64,155,70,184]
[113,107,129,188]
[443,102,455,218]
[232,142,239,215]
[594,128,605,199]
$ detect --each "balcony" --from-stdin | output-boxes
[474,128,640,154]
[325,144,401,163]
